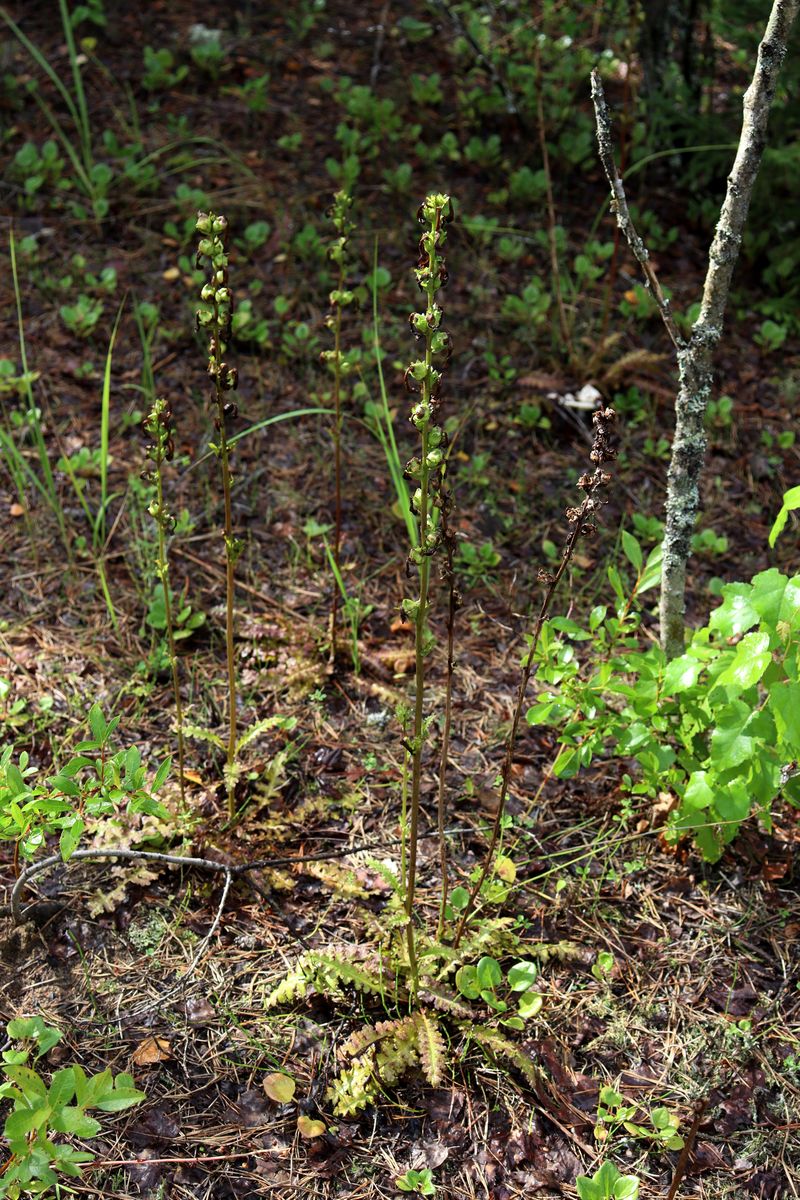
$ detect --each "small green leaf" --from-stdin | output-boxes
[507,961,539,992]
[88,703,108,743]
[621,530,642,573]
[715,631,771,692]
[517,990,543,1019]
[60,817,85,862]
[476,956,502,990]
[455,965,480,999]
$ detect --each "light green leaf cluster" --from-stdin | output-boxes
[0,1019,144,1198]
[0,705,170,861]
[526,540,800,860]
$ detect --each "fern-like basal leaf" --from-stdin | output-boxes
[467,1024,540,1086]
[182,722,225,750]
[264,961,311,1009]
[419,986,474,1020]
[415,1011,445,1087]
[304,861,368,900]
[375,1017,419,1085]
[327,1051,377,1116]
[312,951,387,998]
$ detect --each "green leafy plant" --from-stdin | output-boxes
[591,950,615,985]
[141,45,187,91]
[1,0,115,223]
[576,1160,640,1200]
[143,398,187,805]
[0,1017,144,1198]
[59,293,104,338]
[195,211,241,818]
[0,703,169,863]
[189,24,225,79]
[594,1085,683,1151]
[396,1167,436,1195]
[455,956,543,1027]
[769,484,800,546]
[527,549,800,860]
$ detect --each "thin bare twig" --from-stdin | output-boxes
[590,68,682,352]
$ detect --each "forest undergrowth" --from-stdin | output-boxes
[0,2,799,1198]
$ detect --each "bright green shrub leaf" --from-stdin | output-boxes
[749,569,800,628]
[50,1107,102,1137]
[768,682,800,753]
[47,1068,76,1111]
[769,485,800,547]
[663,654,702,694]
[715,631,772,692]
[637,543,662,594]
[710,703,756,769]
[683,771,714,810]
[714,782,751,825]
[709,584,759,637]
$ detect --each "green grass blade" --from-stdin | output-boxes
[371,238,417,547]
[58,0,92,176]
[0,6,83,136]
[9,227,69,548]
[187,407,332,472]
[94,302,124,548]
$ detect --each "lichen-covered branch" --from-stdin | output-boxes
[591,0,799,658]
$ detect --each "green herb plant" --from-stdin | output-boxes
[143,397,186,805]
[576,1160,640,1200]
[0,1017,144,1199]
[320,190,355,662]
[396,1167,436,1196]
[594,1085,683,1152]
[0,703,169,865]
[195,210,241,817]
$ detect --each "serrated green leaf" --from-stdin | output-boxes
[749,569,800,628]
[682,771,714,810]
[715,631,772,692]
[709,584,759,637]
[662,654,702,694]
[710,702,756,769]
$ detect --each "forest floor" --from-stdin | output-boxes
[0,2,799,1197]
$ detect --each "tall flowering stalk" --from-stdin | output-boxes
[143,397,185,805]
[454,406,618,946]
[401,193,452,993]
[321,191,355,662]
[195,211,241,818]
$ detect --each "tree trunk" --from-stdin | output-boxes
[660,0,799,658]
[592,0,799,659]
